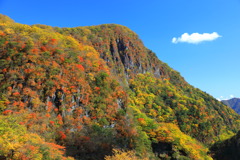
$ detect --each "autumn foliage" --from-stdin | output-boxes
[0,14,239,160]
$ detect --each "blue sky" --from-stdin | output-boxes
[1,0,240,100]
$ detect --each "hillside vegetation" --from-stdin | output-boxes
[210,130,240,160]
[0,14,239,159]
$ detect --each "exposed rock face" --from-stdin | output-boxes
[56,24,174,85]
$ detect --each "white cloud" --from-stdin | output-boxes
[217,95,235,101]
[217,96,226,101]
[172,32,221,44]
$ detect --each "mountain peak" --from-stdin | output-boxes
[222,98,240,114]
[0,14,14,23]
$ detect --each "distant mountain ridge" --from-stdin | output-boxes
[222,98,240,114]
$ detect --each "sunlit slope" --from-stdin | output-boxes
[0,14,239,159]
[56,23,240,143]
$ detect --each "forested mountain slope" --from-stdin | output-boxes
[0,14,239,160]
[55,23,240,142]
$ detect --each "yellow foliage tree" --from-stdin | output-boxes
[0,115,74,160]
[105,149,148,160]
